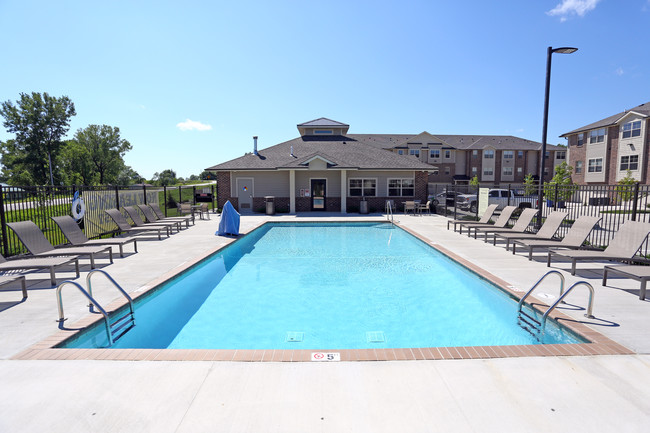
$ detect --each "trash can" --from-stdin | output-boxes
[265,196,275,215]
[359,199,368,214]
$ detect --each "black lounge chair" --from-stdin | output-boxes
[51,215,137,258]
[6,221,111,269]
[149,203,194,226]
[123,206,179,234]
[137,204,190,229]
[105,208,169,240]
[0,273,27,299]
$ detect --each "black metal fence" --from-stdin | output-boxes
[429,182,650,255]
[0,183,217,258]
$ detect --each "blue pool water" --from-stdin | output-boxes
[61,222,585,349]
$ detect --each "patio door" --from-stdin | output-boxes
[236,178,253,212]
[311,179,326,211]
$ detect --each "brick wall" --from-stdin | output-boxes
[567,134,586,184]
[415,171,428,201]
[216,172,231,209]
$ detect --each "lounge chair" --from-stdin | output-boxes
[6,221,112,269]
[602,264,650,300]
[123,206,178,234]
[137,204,189,229]
[105,209,169,240]
[0,253,79,287]
[472,208,538,241]
[461,206,517,238]
[149,203,194,225]
[511,215,601,261]
[491,211,568,249]
[0,274,27,299]
[447,204,498,233]
[548,220,650,275]
[51,215,137,258]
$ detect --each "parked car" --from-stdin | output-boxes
[429,190,463,207]
[456,189,537,213]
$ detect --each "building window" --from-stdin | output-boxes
[471,166,477,174]
[397,149,404,155]
[444,150,451,159]
[575,161,583,174]
[388,178,415,196]
[620,155,639,171]
[484,150,494,159]
[589,128,605,144]
[409,149,420,158]
[517,150,524,158]
[622,121,641,139]
[349,178,376,197]
[430,149,440,159]
[483,167,493,176]
[517,167,523,173]
[444,167,450,175]
[588,158,603,173]
[472,150,478,156]
[503,151,514,159]
[545,151,550,159]
[503,166,513,176]
[314,129,332,134]
[556,151,566,159]
[577,133,584,146]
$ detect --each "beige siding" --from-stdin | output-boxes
[231,171,289,197]
[616,115,645,182]
[584,133,608,183]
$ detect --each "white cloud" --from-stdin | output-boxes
[547,0,601,20]
[176,119,212,131]
[615,67,624,76]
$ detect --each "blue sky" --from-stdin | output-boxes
[1,0,648,179]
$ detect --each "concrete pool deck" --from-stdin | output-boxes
[0,212,649,432]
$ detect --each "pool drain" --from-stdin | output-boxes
[366,331,385,343]
[286,332,304,342]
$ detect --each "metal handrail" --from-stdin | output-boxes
[56,280,113,346]
[386,201,394,225]
[541,281,595,333]
[86,269,135,323]
[517,270,565,313]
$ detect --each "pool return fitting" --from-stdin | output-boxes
[56,270,135,346]
[517,270,595,339]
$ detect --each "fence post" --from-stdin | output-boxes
[178,186,182,204]
[211,184,216,212]
[143,184,147,205]
[193,185,196,205]
[0,185,8,257]
[115,185,120,210]
[554,183,559,211]
[163,186,168,216]
[507,184,511,207]
[631,182,640,221]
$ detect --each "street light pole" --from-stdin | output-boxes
[537,46,577,228]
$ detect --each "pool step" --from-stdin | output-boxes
[110,312,136,342]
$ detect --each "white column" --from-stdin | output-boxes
[289,170,296,214]
[340,170,347,213]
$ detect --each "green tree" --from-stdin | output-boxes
[469,175,479,186]
[116,166,143,186]
[59,139,96,185]
[0,139,37,184]
[0,92,76,185]
[616,170,637,202]
[543,161,576,202]
[153,169,177,186]
[67,125,132,185]
[523,173,537,196]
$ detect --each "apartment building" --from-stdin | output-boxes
[561,102,650,185]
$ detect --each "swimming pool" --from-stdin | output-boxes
[60,222,585,350]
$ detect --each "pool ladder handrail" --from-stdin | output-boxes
[517,270,595,337]
[386,201,394,226]
[56,270,135,347]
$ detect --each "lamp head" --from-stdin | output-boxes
[552,47,578,54]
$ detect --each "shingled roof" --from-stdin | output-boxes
[206,135,435,171]
[560,102,650,137]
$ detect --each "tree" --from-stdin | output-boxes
[543,161,577,202]
[523,173,537,196]
[67,125,132,185]
[116,166,144,186]
[469,175,479,186]
[616,170,637,203]
[153,169,177,186]
[58,139,95,185]
[0,92,76,185]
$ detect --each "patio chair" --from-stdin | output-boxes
[137,204,189,229]
[548,220,650,275]
[403,201,416,215]
[511,215,601,261]
[417,200,432,215]
[0,253,79,288]
[602,264,650,300]
[447,204,498,233]
[105,208,169,240]
[51,215,137,258]
[199,203,211,220]
[461,206,517,238]
[6,221,112,269]
[149,202,194,225]
[471,208,538,241]
[491,211,568,250]
[0,274,27,299]
[123,206,179,234]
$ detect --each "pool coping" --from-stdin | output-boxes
[12,220,633,362]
